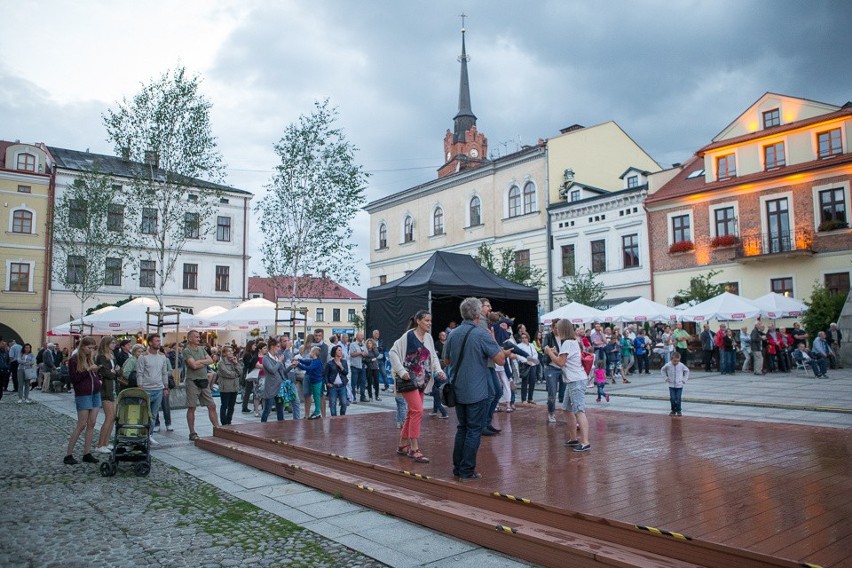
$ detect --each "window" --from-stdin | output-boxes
[523,182,536,213]
[591,240,606,273]
[183,263,198,290]
[216,216,231,241]
[16,153,36,172]
[818,128,842,159]
[107,204,124,232]
[378,224,387,249]
[570,190,580,202]
[433,208,444,235]
[469,196,481,226]
[561,245,575,277]
[672,214,691,243]
[508,186,521,217]
[723,282,740,295]
[67,255,86,285]
[818,187,847,224]
[766,197,791,253]
[104,257,122,286]
[627,175,638,189]
[714,206,736,237]
[220,197,229,204]
[348,309,356,321]
[514,249,530,271]
[140,260,156,288]
[184,212,200,238]
[333,308,341,322]
[770,277,794,297]
[11,210,33,234]
[316,308,325,321]
[141,207,158,234]
[825,272,850,296]
[17,185,31,193]
[762,108,780,129]
[403,216,414,243]
[717,154,736,179]
[9,262,30,292]
[764,142,786,170]
[69,199,87,229]
[622,234,640,268]
[215,266,230,292]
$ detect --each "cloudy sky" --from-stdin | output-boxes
[2,0,850,294]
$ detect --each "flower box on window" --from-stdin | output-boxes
[817,219,849,232]
[668,240,694,254]
[710,234,739,248]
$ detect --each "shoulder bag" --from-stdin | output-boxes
[442,327,474,408]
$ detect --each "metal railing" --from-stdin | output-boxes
[734,228,813,258]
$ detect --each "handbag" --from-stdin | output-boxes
[395,376,419,393]
[442,327,474,408]
[246,368,260,381]
[581,351,595,375]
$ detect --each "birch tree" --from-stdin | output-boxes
[52,167,135,323]
[258,100,368,320]
[103,66,226,307]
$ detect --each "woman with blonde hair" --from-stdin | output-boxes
[65,336,101,465]
[94,336,120,453]
[544,319,591,452]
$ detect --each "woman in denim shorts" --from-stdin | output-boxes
[65,337,102,465]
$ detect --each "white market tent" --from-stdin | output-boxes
[49,305,118,336]
[207,297,312,331]
[183,305,230,330]
[80,297,183,334]
[600,297,679,323]
[541,301,604,325]
[751,292,808,319]
[678,292,762,322]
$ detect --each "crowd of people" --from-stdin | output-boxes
[0,309,843,475]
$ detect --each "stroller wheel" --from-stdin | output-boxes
[100,462,116,477]
[134,463,151,477]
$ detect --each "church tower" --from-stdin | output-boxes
[437,21,488,178]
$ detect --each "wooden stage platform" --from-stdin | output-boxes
[198,404,852,567]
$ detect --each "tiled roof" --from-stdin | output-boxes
[646,152,852,205]
[0,140,13,168]
[699,104,852,154]
[248,276,364,301]
[48,146,252,196]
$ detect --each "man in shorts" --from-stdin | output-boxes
[184,330,220,440]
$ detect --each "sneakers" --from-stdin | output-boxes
[63,455,78,465]
[623,378,631,383]
[676,411,682,416]
[149,436,160,445]
[564,439,580,447]
[458,472,482,482]
[439,415,449,420]
[429,412,439,417]
[95,446,111,454]
[153,425,160,433]
[82,453,97,463]
[375,396,382,401]
[15,399,23,404]
[605,394,610,402]
[308,414,321,420]
[669,411,677,416]
[166,425,174,432]
[25,399,35,404]
[547,413,556,423]
[573,444,591,452]
[596,397,601,402]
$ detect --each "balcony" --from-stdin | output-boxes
[734,228,814,263]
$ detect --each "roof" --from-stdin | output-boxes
[699,104,852,154]
[645,152,852,205]
[619,167,652,179]
[48,146,252,196]
[0,141,12,168]
[248,276,364,301]
[549,184,647,212]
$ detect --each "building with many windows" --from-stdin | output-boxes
[46,146,252,330]
[0,141,52,344]
[248,276,365,338]
[646,93,852,304]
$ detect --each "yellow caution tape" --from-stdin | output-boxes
[802,564,823,568]
[330,453,353,461]
[491,492,531,504]
[635,525,691,541]
[356,484,375,492]
[400,470,432,480]
[495,525,518,534]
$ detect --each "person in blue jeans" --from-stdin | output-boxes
[662,352,689,416]
[325,345,349,416]
[634,329,651,374]
[430,372,449,418]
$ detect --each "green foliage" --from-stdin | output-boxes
[676,269,726,303]
[103,66,225,307]
[87,296,136,316]
[801,281,846,342]
[52,168,135,321]
[474,243,545,288]
[559,269,606,306]
[350,312,365,332]
[258,99,369,305]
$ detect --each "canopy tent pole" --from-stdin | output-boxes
[428,290,432,313]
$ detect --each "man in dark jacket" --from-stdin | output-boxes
[750,323,766,375]
[700,324,715,372]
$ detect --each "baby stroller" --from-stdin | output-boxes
[100,388,152,477]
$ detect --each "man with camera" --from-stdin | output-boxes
[184,329,220,441]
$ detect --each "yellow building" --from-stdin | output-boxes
[0,141,52,345]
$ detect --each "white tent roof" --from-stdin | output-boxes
[751,292,808,319]
[207,297,311,331]
[64,297,186,334]
[541,301,604,325]
[678,292,762,322]
[600,297,679,323]
[49,306,118,336]
[182,305,231,330]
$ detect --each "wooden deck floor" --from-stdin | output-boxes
[221,404,852,567]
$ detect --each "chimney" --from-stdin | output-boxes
[144,151,159,168]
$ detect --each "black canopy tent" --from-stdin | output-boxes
[366,251,540,344]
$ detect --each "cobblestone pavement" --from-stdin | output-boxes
[0,399,387,568]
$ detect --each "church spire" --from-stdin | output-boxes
[453,19,477,143]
